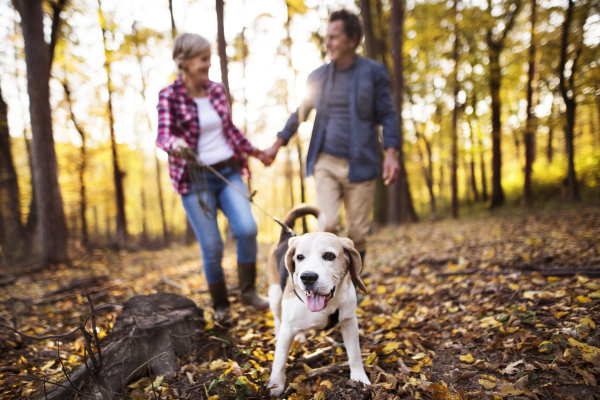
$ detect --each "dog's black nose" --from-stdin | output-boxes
[300,272,319,286]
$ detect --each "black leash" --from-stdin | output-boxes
[178,147,297,237]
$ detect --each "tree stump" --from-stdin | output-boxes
[42,293,205,400]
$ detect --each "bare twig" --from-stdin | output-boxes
[9,374,93,399]
[0,322,80,340]
[57,340,77,391]
[86,293,103,371]
[122,352,168,385]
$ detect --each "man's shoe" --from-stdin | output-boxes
[238,263,269,310]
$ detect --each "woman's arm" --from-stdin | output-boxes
[156,89,184,153]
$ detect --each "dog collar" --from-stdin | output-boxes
[293,288,305,304]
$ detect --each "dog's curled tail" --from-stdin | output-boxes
[282,204,326,233]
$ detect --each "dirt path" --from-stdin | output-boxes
[1,205,599,399]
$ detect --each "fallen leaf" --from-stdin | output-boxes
[501,359,523,375]
[459,353,474,363]
[455,370,477,381]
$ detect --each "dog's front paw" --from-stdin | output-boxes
[293,333,306,344]
[268,376,285,397]
[350,370,371,386]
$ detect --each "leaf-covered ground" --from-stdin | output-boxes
[1,204,600,399]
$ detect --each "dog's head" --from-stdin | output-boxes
[285,232,367,312]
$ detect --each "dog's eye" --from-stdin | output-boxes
[296,254,304,262]
[322,252,336,261]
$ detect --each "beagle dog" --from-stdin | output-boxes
[266,205,371,396]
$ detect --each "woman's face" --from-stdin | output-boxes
[182,50,211,83]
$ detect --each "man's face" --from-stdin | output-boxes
[325,20,356,63]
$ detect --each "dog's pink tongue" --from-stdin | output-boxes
[306,292,326,312]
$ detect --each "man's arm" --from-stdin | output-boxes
[373,63,401,184]
[264,76,317,165]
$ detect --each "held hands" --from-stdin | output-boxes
[382,148,400,185]
[262,138,285,167]
[251,148,272,166]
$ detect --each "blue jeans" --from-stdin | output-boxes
[181,167,258,285]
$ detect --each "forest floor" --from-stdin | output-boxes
[1,203,600,400]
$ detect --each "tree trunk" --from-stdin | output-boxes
[141,187,148,244]
[479,136,488,202]
[451,0,459,218]
[415,129,436,214]
[360,0,388,225]
[522,0,539,207]
[547,126,553,163]
[0,77,24,253]
[41,294,205,400]
[389,0,417,224]
[168,0,176,40]
[558,0,579,201]
[360,0,377,59]
[488,44,504,208]
[130,28,169,244]
[63,82,89,246]
[467,94,480,201]
[15,0,69,265]
[216,0,231,104]
[99,0,128,246]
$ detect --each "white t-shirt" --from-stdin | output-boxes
[194,97,234,165]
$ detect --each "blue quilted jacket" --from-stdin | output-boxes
[277,55,399,183]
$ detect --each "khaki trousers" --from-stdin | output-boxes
[314,153,376,252]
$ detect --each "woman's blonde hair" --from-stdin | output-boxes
[172,33,211,70]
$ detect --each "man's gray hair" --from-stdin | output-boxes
[172,33,211,69]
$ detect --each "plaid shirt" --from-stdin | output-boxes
[156,76,254,194]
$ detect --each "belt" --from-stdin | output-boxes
[193,156,242,172]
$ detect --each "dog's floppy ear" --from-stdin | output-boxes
[285,237,300,275]
[340,238,367,293]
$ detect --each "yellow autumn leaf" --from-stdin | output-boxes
[412,352,426,360]
[294,375,308,382]
[576,296,591,303]
[336,347,343,354]
[459,353,474,363]
[590,291,600,299]
[302,363,312,372]
[265,320,275,327]
[314,393,325,400]
[555,311,568,319]
[499,384,523,395]
[210,359,228,371]
[509,283,519,291]
[554,290,567,298]
[522,291,536,300]
[382,342,400,354]
[377,285,387,294]
[208,396,220,400]
[385,331,397,339]
[320,380,334,389]
[580,318,596,329]
[366,352,377,365]
[479,379,497,389]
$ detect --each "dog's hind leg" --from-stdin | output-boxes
[268,284,282,337]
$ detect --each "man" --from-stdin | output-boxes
[264,9,400,263]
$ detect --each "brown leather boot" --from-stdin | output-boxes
[208,280,231,320]
[238,263,269,310]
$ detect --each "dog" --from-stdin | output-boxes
[266,204,371,396]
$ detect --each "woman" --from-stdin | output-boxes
[156,33,269,319]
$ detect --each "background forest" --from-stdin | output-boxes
[0,0,599,266]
